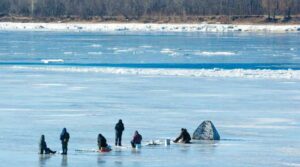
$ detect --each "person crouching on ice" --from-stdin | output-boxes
[173,128,191,144]
[39,135,56,154]
[60,128,70,155]
[131,131,142,148]
[97,134,111,152]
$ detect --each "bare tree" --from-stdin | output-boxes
[1,0,300,21]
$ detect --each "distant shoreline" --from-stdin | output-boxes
[1,15,300,24]
[0,22,299,33]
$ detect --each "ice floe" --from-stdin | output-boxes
[41,59,64,64]
[194,51,236,56]
[9,66,300,80]
[160,48,179,56]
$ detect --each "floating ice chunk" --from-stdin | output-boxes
[88,52,102,55]
[194,51,236,56]
[139,45,152,48]
[63,52,73,55]
[91,44,102,48]
[41,59,64,64]
[113,48,136,53]
[160,48,179,56]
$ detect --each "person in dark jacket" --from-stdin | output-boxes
[60,128,70,155]
[39,135,56,154]
[131,131,142,148]
[115,119,124,146]
[97,133,110,152]
[173,128,191,144]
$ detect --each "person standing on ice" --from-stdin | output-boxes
[39,135,56,154]
[60,128,70,155]
[131,131,142,148]
[173,128,191,144]
[115,119,124,146]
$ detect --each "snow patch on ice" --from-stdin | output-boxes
[220,124,295,130]
[68,86,87,91]
[279,147,300,156]
[253,118,296,125]
[0,108,33,111]
[34,83,66,87]
[221,118,298,130]
[282,163,300,167]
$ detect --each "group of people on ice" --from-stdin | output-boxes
[39,128,70,154]
[39,119,191,154]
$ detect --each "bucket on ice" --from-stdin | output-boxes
[135,144,142,149]
[165,139,170,146]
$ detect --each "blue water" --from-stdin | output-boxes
[0,31,300,167]
[0,31,299,66]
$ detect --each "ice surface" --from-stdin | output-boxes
[0,66,300,167]
[0,31,300,167]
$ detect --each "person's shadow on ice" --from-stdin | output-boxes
[39,154,51,167]
[61,155,68,167]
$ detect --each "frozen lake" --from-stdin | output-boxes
[0,31,300,167]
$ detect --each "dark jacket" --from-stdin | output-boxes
[39,135,48,154]
[98,134,108,148]
[115,121,124,134]
[60,128,70,144]
[132,132,142,144]
[39,138,47,150]
[174,129,191,143]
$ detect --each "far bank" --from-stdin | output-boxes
[0,22,299,33]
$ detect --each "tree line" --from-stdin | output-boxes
[1,0,299,21]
